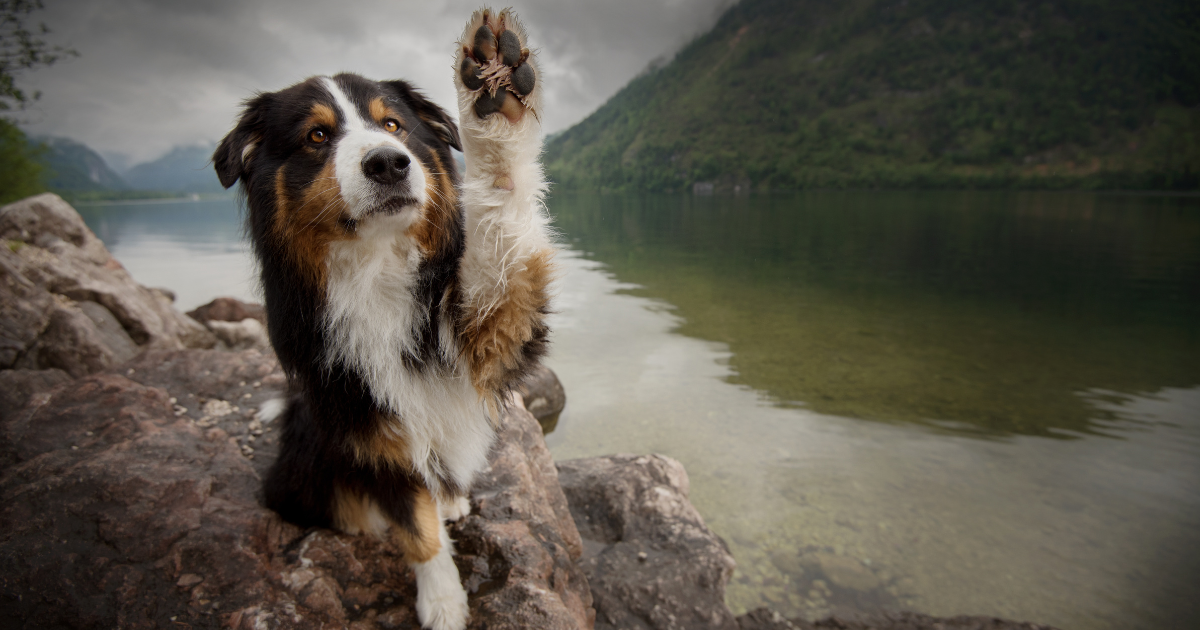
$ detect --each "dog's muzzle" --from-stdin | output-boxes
[362,147,411,186]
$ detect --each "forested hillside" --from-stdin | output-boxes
[544,0,1199,191]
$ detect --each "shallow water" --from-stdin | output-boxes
[78,192,1200,630]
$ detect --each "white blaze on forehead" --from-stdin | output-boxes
[321,77,368,131]
[320,76,427,220]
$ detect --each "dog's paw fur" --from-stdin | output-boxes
[440,496,472,522]
[456,8,538,124]
[413,533,470,630]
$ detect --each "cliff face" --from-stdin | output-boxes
[545,0,1200,192]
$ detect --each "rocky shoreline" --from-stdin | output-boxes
[0,194,1056,629]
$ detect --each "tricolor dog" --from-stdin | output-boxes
[212,9,552,630]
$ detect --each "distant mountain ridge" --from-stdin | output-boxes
[35,136,129,192]
[32,138,225,197]
[122,144,223,193]
[544,0,1200,191]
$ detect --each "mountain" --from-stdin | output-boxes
[35,136,128,192]
[123,144,224,193]
[544,0,1200,191]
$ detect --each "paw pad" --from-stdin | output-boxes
[460,10,535,122]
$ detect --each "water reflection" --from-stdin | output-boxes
[76,198,258,310]
[542,250,1200,630]
[546,191,1200,437]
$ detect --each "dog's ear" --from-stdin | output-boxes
[384,80,461,151]
[213,94,269,189]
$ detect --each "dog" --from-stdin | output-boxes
[212,9,552,630]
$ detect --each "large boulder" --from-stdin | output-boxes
[0,348,593,629]
[557,454,740,630]
[0,194,216,376]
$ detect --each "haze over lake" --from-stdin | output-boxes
[78,191,1200,630]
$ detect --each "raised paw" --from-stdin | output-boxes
[456,8,537,123]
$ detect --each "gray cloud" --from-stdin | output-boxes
[18,0,733,165]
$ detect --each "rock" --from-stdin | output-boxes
[77,299,140,362]
[736,608,1061,630]
[186,297,265,327]
[0,194,217,375]
[0,246,55,370]
[0,368,70,422]
[737,608,800,630]
[812,553,879,592]
[207,318,271,351]
[557,454,739,630]
[518,362,567,432]
[21,298,136,377]
[0,348,594,629]
[451,392,595,630]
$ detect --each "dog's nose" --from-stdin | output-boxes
[362,147,411,185]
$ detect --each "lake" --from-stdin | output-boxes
[77,191,1200,630]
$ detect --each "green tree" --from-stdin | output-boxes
[0,0,76,203]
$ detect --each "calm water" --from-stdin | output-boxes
[79,192,1200,630]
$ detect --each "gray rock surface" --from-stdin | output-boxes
[0,193,216,375]
[557,454,740,630]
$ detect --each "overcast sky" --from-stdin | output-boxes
[14,0,734,168]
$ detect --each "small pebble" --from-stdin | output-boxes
[126,368,134,375]
[637,551,648,562]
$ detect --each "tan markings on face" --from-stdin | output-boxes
[369,97,407,133]
[393,486,442,563]
[459,248,554,393]
[272,162,350,292]
[307,102,337,134]
[406,150,457,255]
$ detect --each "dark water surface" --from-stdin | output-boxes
[79,193,1200,630]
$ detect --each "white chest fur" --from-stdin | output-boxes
[323,215,495,495]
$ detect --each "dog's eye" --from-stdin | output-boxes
[383,119,400,133]
[309,129,327,144]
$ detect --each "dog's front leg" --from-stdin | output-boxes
[454,7,555,396]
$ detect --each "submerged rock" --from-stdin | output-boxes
[736,607,1060,630]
